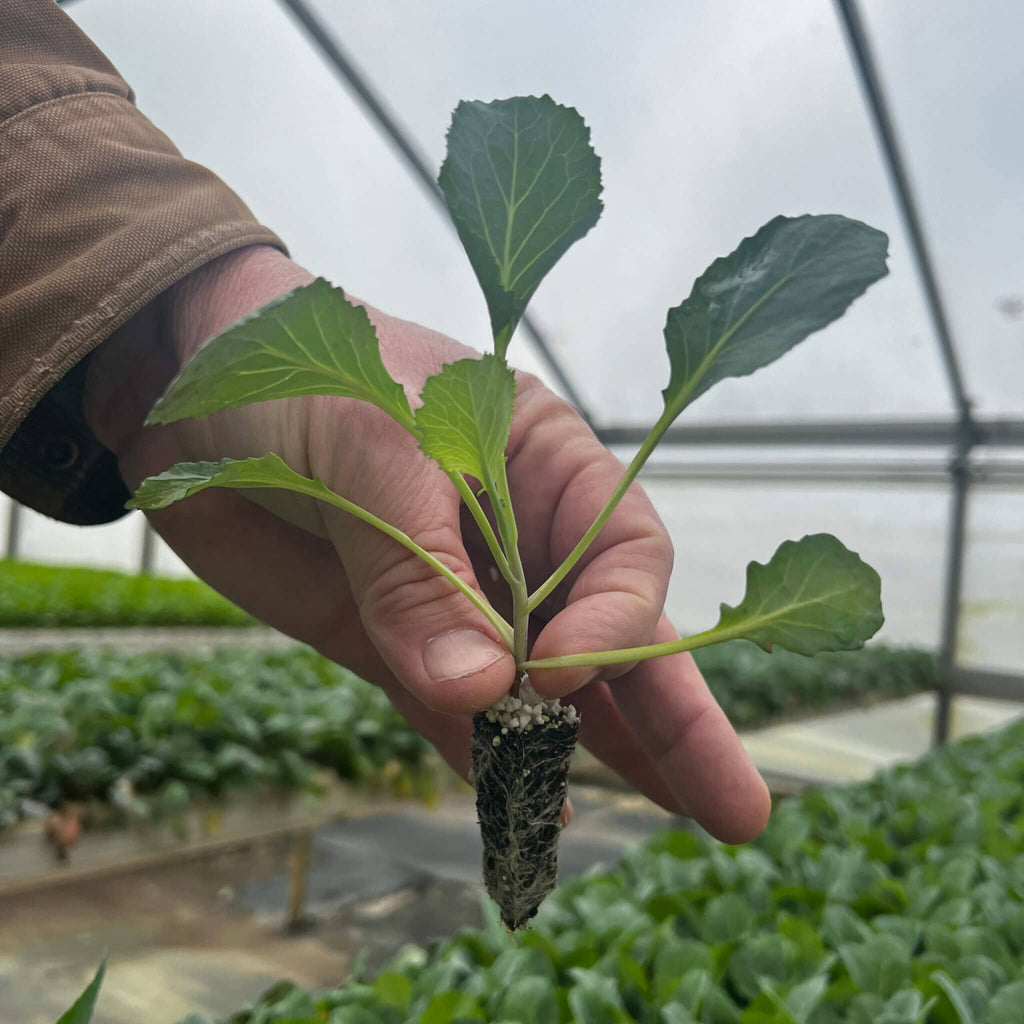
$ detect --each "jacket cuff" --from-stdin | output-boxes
[0,90,287,525]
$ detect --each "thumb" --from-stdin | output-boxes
[319,448,515,714]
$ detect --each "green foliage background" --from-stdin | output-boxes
[0,560,254,628]
[0,648,434,829]
[0,642,934,831]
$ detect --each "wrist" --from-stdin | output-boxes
[84,245,310,455]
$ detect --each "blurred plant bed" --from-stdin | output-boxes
[0,642,935,836]
[697,640,937,730]
[0,648,454,847]
[0,558,255,628]
[189,715,1024,1024]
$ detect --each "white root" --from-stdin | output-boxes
[484,671,579,732]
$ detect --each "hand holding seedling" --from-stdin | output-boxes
[113,96,888,928]
[85,244,768,835]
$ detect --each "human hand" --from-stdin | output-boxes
[84,245,771,843]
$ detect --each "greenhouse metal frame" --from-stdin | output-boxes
[9,0,1020,744]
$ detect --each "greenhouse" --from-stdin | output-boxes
[1,1,1022,1022]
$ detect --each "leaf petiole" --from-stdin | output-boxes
[522,627,726,672]
[447,472,513,582]
[488,460,531,666]
[527,406,674,612]
[130,455,515,650]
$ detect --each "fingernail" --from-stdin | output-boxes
[560,798,574,830]
[423,629,506,681]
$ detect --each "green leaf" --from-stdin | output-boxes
[782,975,829,1022]
[700,893,757,943]
[930,970,977,1024]
[146,279,414,431]
[439,95,602,356]
[661,214,889,417]
[566,968,630,1024]
[415,355,516,490]
[419,989,484,1024]
[984,981,1024,1024]
[128,453,514,648]
[839,935,911,998]
[56,961,106,1024]
[128,453,334,511]
[493,976,559,1024]
[372,973,412,1011]
[712,534,883,655]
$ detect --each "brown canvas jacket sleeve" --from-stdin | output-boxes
[0,0,287,524]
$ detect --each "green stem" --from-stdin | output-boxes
[522,625,736,671]
[447,472,513,582]
[303,477,515,649]
[527,406,675,612]
[486,459,529,667]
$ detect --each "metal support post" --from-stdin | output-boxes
[933,438,972,745]
[139,520,157,575]
[5,501,22,561]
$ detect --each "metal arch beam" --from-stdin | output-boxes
[274,0,594,424]
[56,0,592,418]
[833,0,972,426]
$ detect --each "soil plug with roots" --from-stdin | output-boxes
[471,676,580,930]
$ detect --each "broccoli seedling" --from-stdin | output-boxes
[130,95,888,929]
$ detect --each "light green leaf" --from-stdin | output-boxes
[782,975,829,1022]
[713,534,883,655]
[415,354,515,490]
[700,892,757,943]
[127,453,331,511]
[439,95,602,357]
[147,279,414,431]
[128,455,514,647]
[56,961,106,1024]
[839,935,911,998]
[661,214,889,417]
[493,976,559,1024]
[930,970,977,1024]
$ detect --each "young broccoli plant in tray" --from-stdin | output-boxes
[131,95,888,930]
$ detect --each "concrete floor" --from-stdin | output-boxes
[740,691,1024,785]
[0,786,678,1024]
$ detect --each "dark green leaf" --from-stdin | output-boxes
[661,214,889,416]
[56,961,106,1024]
[415,355,515,490]
[147,279,414,431]
[711,534,883,655]
[439,96,602,356]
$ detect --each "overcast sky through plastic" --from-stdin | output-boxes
[68,0,1023,427]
